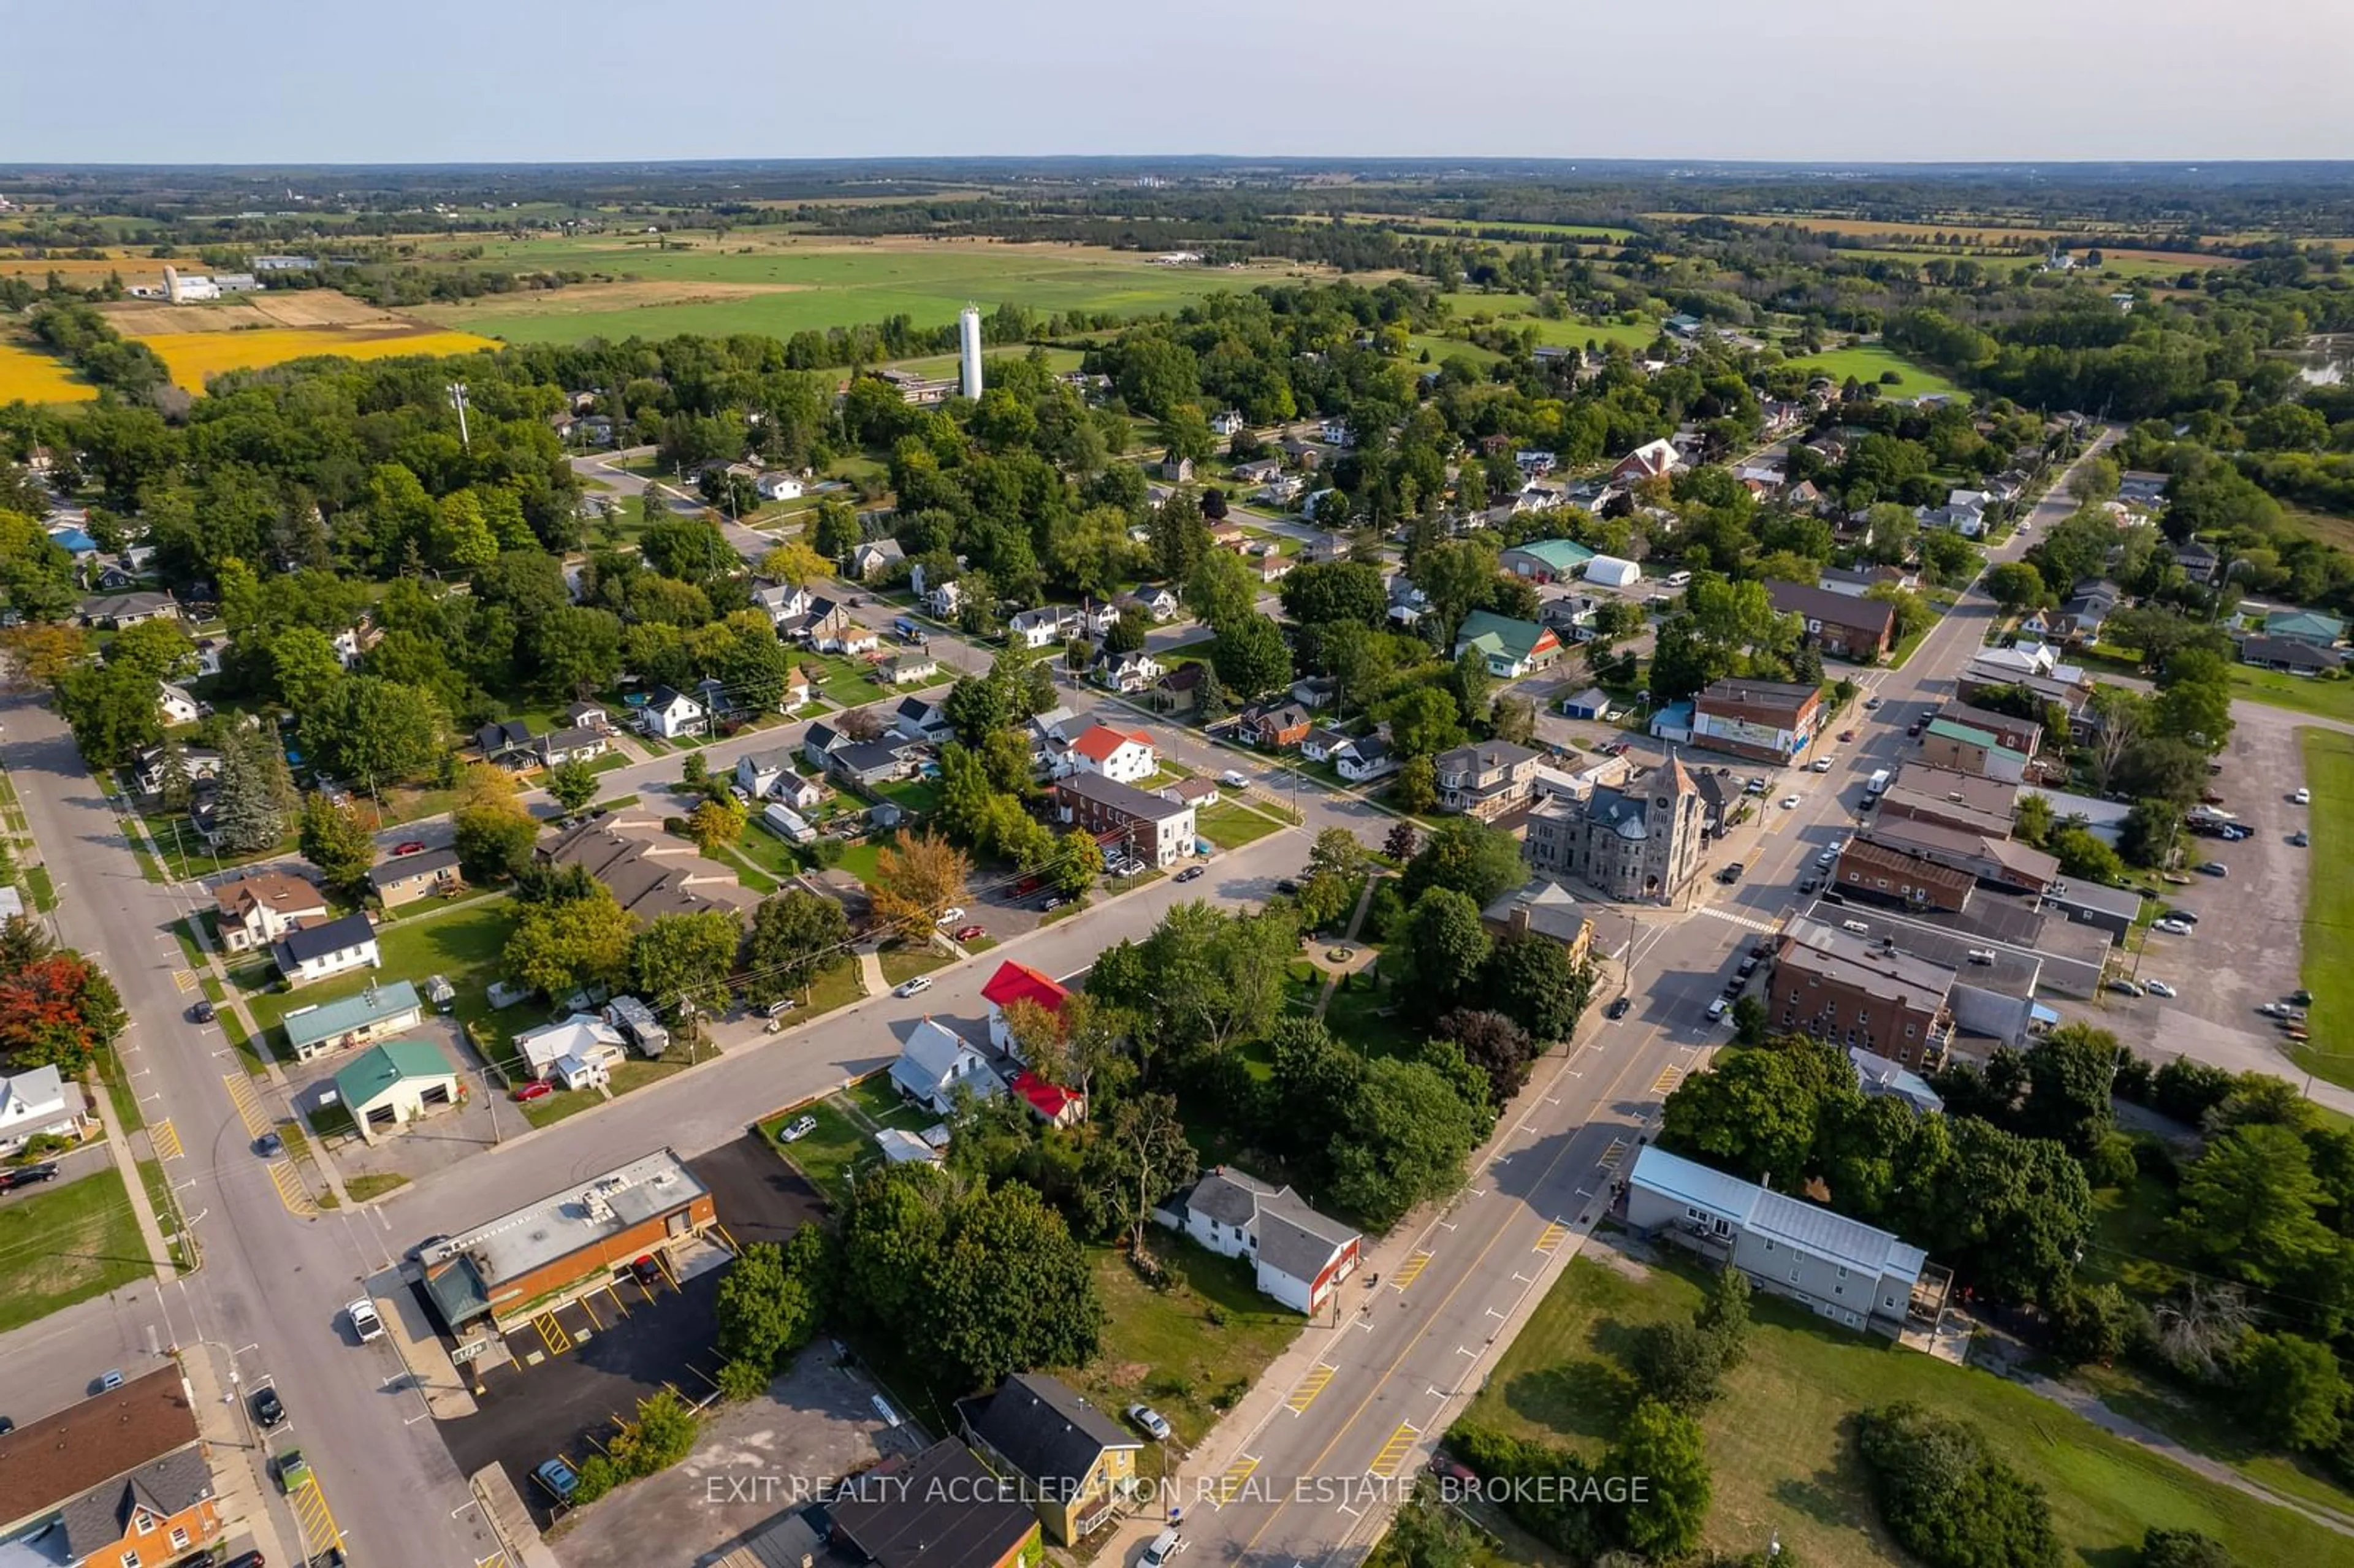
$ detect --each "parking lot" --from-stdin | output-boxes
[290,1016,509,1186]
[430,1137,823,1523]
[2057,711,2314,1075]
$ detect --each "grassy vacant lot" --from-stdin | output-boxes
[1780,343,1966,401]
[760,1095,874,1211]
[1059,1239,1305,1471]
[2299,729,2354,1089]
[2223,663,2354,725]
[416,236,1292,346]
[235,897,517,1040]
[1195,799,1284,850]
[877,939,950,987]
[1467,1254,2344,1568]
[0,1169,151,1333]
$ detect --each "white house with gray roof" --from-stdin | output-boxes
[1626,1144,1948,1339]
[888,1018,1005,1115]
[1156,1166,1361,1314]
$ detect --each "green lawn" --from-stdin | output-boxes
[0,1168,152,1333]
[760,1097,874,1211]
[877,939,950,986]
[875,777,943,818]
[2299,729,2354,1090]
[2225,664,2354,724]
[240,897,518,1040]
[1195,799,1284,851]
[1467,1254,2347,1568]
[1057,1239,1306,1474]
[799,652,888,707]
[1778,342,1966,402]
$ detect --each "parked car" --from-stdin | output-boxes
[511,1080,552,1103]
[1864,695,1882,709]
[953,924,985,941]
[1606,997,1632,1021]
[2144,979,2178,998]
[1274,878,1300,895]
[1815,847,1838,867]
[2292,830,2310,847]
[1705,997,1731,1021]
[2163,908,2201,924]
[532,1457,581,1502]
[2295,787,2312,805]
[630,1255,665,1288]
[1798,875,1822,894]
[1810,756,1834,772]
[1221,770,1250,788]
[394,840,426,856]
[2107,980,2144,997]
[2152,919,2194,936]
[1743,777,1767,796]
[1429,1452,1479,1484]
[934,907,966,926]
[777,1114,818,1143]
[1040,896,1067,912]
[254,1132,283,1158]
[0,1163,58,1192]
[276,1448,312,1493]
[187,999,215,1023]
[2196,861,2229,877]
[253,1386,285,1427]
[1716,862,1744,884]
[347,1298,384,1343]
[1837,729,1857,743]
[2260,1001,2296,1018]
[1125,1402,1173,1442]
[1906,720,1925,737]
[1780,794,1801,810]
[1175,866,1205,883]
[893,976,933,999]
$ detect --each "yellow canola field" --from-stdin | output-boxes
[138,327,500,391]
[0,341,97,403]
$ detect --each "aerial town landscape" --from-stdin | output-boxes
[4,13,2354,1568]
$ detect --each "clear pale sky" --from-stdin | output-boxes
[6,0,2352,164]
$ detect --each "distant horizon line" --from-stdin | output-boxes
[3,154,2354,175]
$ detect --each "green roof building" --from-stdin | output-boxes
[332,1040,459,1144]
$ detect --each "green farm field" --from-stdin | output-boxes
[1777,342,1966,400]
[416,236,1305,344]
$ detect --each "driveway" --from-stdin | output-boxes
[290,1017,513,1187]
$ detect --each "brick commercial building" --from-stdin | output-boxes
[1765,579,1896,661]
[1769,917,1958,1069]
[1052,771,1197,869]
[1832,839,1976,913]
[1873,764,2017,838]
[1862,816,2060,896]
[1918,718,2029,782]
[1691,678,1826,766]
[0,1365,221,1568]
[1937,701,2043,758]
[419,1149,717,1335]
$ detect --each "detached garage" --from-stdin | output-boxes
[332,1040,460,1144]
[1560,686,1612,721]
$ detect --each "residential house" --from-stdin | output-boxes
[1209,409,1245,436]
[157,682,199,727]
[1691,678,1826,766]
[474,718,536,769]
[0,1366,222,1568]
[982,961,1070,1052]
[1625,1144,1946,1339]
[281,980,425,1063]
[2263,608,2346,647]
[828,1439,1041,1568]
[2235,633,2342,674]
[1499,538,1597,584]
[784,596,851,647]
[1160,775,1223,810]
[1320,417,1355,446]
[270,911,380,987]
[2173,538,2222,584]
[1126,582,1181,621]
[1257,473,1307,506]
[1299,726,1347,764]
[1453,610,1563,679]
[211,870,327,953]
[190,636,225,677]
[1157,1166,1362,1314]
[1008,605,1076,649]
[1151,662,1206,715]
[536,725,611,767]
[879,651,939,686]
[1333,734,1398,782]
[1434,739,1542,819]
[636,686,708,740]
[1160,454,1195,483]
[78,591,178,628]
[369,848,462,908]
[1560,686,1611,721]
[1061,724,1157,785]
[735,744,804,801]
[921,577,962,619]
[829,739,913,788]
[890,1018,1005,1114]
[1053,772,1197,869]
[801,721,844,771]
[1480,880,1594,968]
[848,538,905,580]
[535,815,759,923]
[956,1372,1141,1545]
[750,580,812,625]
[1092,649,1162,693]
[0,1064,88,1154]
[754,472,803,501]
[333,1040,462,1144]
[1609,438,1682,485]
[1236,701,1312,750]
[1234,457,1286,485]
[513,1014,630,1083]
[890,693,952,744]
[132,744,221,796]
[2117,470,2171,509]
[1387,574,1430,626]
[1764,579,1895,661]
[1769,917,1957,1070]
[566,700,612,733]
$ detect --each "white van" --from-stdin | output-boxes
[1842,919,1870,935]
[1666,570,1693,588]
[1140,1528,1182,1568]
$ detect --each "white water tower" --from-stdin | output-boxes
[958,305,984,400]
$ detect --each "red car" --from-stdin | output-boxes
[394,841,427,856]
[954,924,986,942]
[1837,729,1856,743]
[511,1080,553,1103]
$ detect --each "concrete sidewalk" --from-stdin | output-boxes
[181,1343,298,1568]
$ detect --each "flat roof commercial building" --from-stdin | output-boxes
[1691,678,1825,766]
[420,1149,715,1333]
[1769,916,1959,1070]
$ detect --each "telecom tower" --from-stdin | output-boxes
[958,305,984,400]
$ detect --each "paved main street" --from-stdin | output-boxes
[17,424,2337,1567]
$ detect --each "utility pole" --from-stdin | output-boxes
[447,382,471,452]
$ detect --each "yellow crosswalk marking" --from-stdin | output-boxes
[1388,1250,1433,1290]
[1285,1365,1335,1414]
[173,969,198,993]
[287,1475,343,1558]
[1213,1455,1259,1505]
[150,1118,183,1161]
[1367,1420,1420,1479]
[1651,1066,1682,1095]
[221,1073,271,1139]
[1533,1222,1567,1254]
[267,1160,317,1218]
[1599,1138,1628,1170]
